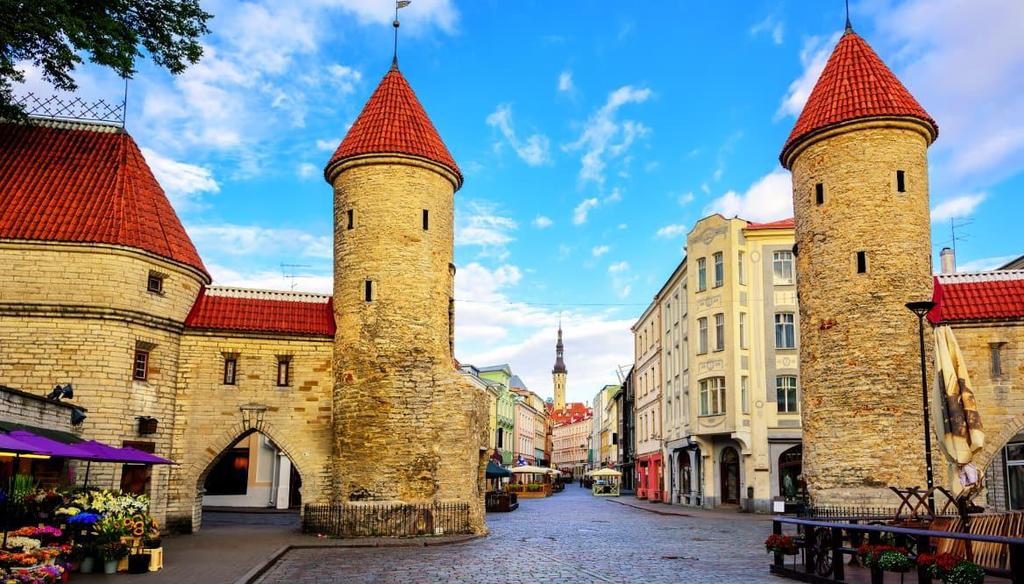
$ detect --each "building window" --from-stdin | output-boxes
[713,252,724,288]
[897,170,906,193]
[776,375,798,413]
[146,272,164,294]
[775,313,796,349]
[773,251,794,285]
[699,377,725,416]
[276,357,291,387]
[697,317,708,354]
[132,350,149,381]
[697,257,707,292]
[741,311,749,348]
[714,313,725,351]
[741,376,750,414]
[857,251,867,274]
[223,356,237,385]
[364,280,374,302]
[815,182,824,205]
[738,251,745,285]
[347,209,354,230]
[422,209,429,230]
[992,342,1006,378]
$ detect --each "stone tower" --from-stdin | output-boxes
[552,325,567,411]
[780,28,938,505]
[325,62,488,532]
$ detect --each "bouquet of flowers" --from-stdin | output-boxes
[765,534,799,555]
[98,541,129,562]
[2,537,41,553]
[857,544,911,572]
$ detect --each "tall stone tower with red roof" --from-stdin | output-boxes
[781,27,938,505]
[325,63,488,532]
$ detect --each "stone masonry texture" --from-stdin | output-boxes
[330,156,488,533]
[791,120,935,505]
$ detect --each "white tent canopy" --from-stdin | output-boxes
[591,468,622,477]
[510,465,550,474]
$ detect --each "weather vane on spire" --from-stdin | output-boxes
[393,0,411,67]
[845,0,853,32]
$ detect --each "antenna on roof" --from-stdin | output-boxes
[949,217,973,271]
[280,263,311,291]
[845,0,853,33]
[393,0,411,68]
[122,76,129,129]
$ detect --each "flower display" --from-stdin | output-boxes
[1,538,40,553]
[918,553,986,583]
[857,544,910,571]
[764,534,798,555]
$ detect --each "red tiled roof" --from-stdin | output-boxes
[552,402,593,426]
[186,287,336,336]
[928,272,1024,324]
[746,218,795,230]
[325,66,461,184]
[780,31,937,166]
[0,120,208,276]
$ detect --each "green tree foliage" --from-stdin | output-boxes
[0,0,212,118]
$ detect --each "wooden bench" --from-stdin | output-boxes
[931,512,1024,570]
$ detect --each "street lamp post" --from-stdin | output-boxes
[906,300,937,515]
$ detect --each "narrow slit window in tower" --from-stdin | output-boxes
[364,280,374,302]
[896,170,906,193]
[448,297,455,356]
[856,251,867,274]
[423,209,429,230]
[347,209,354,230]
[815,183,824,205]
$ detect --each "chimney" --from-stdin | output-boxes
[940,247,956,274]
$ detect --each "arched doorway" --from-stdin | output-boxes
[720,447,740,504]
[778,444,802,501]
[196,430,304,528]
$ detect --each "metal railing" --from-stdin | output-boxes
[302,502,472,537]
[12,93,126,125]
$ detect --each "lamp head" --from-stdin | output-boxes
[905,300,937,318]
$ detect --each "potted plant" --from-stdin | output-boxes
[918,553,986,584]
[77,544,95,574]
[858,544,911,573]
[99,541,128,574]
[127,552,151,574]
[765,534,798,555]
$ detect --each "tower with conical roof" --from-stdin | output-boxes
[326,60,487,532]
[781,24,938,505]
[552,324,567,411]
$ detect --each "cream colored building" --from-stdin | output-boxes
[634,213,800,511]
[601,385,621,467]
[552,403,592,478]
[632,303,664,501]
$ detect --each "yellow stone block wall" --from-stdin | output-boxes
[166,332,334,532]
[330,156,488,533]
[790,121,934,505]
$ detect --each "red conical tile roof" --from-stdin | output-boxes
[0,120,208,277]
[325,65,461,184]
[780,31,937,167]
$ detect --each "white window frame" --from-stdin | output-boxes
[698,317,708,354]
[776,375,798,413]
[713,252,724,288]
[775,312,796,349]
[699,377,725,416]
[697,258,707,292]
[714,313,725,351]
[773,251,794,285]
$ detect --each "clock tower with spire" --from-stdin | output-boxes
[552,324,567,411]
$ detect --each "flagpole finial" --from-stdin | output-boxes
[393,0,410,66]
[845,0,853,32]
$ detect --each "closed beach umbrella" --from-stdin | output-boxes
[932,325,984,466]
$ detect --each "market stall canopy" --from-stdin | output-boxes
[1,428,175,464]
[77,441,175,465]
[591,468,622,477]
[545,468,562,475]
[932,325,985,466]
[6,430,92,459]
[510,465,550,474]
[0,432,40,454]
[485,460,512,478]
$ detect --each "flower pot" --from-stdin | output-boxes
[128,554,151,574]
[79,556,94,573]
[104,559,118,574]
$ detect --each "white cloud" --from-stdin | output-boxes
[705,168,793,222]
[656,224,688,239]
[776,33,840,120]
[607,261,634,298]
[328,0,459,34]
[297,162,318,179]
[678,192,696,205]
[326,64,362,95]
[532,215,553,229]
[572,197,599,225]
[207,263,333,294]
[751,15,785,45]
[868,0,1024,183]
[603,187,623,204]
[956,255,1017,273]
[931,193,986,223]
[564,85,652,184]
[558,71,574,93]
[140,148,219,212]
[592,245,610,257]
[455,201,518,259]
[486,104,551,166]
[316,138,341,151]
[188,223,332,260]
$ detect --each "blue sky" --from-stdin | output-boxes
[18,0,1024,404]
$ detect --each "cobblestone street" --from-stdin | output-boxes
[255,487,774,583]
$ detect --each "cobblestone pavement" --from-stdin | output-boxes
[255,487,776,584]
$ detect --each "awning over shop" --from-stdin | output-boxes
[485,460,511,478]
[0,426,175,464]
[510,465,550,474]
[0,432,40,454]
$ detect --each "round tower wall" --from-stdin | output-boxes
[790,121,934,506]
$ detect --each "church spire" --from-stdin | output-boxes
[552,324,567,374]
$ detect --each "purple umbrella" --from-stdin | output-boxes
[6,430,94,459]
[76,441,175,465]
[0,432,40,454]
